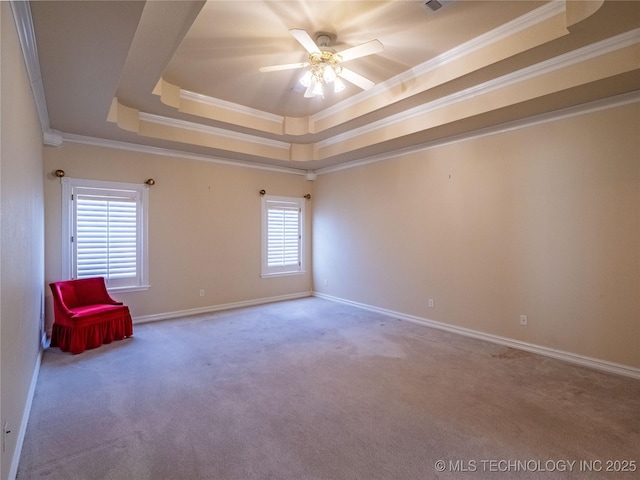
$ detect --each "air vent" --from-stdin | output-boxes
[422,0,452,13]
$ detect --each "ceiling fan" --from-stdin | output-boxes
[259,29,384,98]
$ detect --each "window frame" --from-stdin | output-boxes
[261,195,306,278]
[61,177,149,292]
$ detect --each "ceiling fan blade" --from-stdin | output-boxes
[259,62,309,73]
[289,28,321,55]
[304,80,316,98]
[338,39,384,62]
[338,67,376,91]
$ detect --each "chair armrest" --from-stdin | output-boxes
[49,282,77,316]
[93,280,122,305]
[58,302,77,317]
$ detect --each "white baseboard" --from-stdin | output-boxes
[314,292,640,380]
[132,291,313,325]
[9,349,43,480]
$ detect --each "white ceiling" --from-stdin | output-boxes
[25,0,640,172]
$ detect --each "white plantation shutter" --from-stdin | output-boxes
[62,178,149,291]
[267,205,300,269]
[261,196,305,276]
[74,194,138,281]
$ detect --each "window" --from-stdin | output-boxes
[261,195,305,277]
[62,178,149,291]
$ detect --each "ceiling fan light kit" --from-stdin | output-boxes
[300,51,344,97]
[260,28,384,99]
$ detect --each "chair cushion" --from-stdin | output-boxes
[71,304,128,317]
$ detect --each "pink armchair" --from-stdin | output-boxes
[49,277,133,354]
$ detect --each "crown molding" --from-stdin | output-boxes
[43,129,63,147]
[311,0,567,123]
[57,90,639,178]
[128,27,639,164]
[139,112,290,150]
[9,0,52,141]
[180,89,284,124]
[316,90,640,176]
[59,133,307,176]
[318,28,640,149]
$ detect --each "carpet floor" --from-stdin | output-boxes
[17,297,639,479]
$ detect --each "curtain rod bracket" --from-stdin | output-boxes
[259,189,266,196]
[54,169,65,178]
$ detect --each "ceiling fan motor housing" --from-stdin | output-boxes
[316,34,332,47]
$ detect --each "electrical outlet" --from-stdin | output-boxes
[520,315,528,326]
[199,289,204,297]
[324,279,328,286]
[428,299,434,308]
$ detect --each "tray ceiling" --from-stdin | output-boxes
[23,0,640,172]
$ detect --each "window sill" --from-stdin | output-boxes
[260,271,306,279]
[108,284,150,293]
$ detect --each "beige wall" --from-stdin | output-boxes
[313,103,640,369]
[43,144,313,322]
[1,3,45,479]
